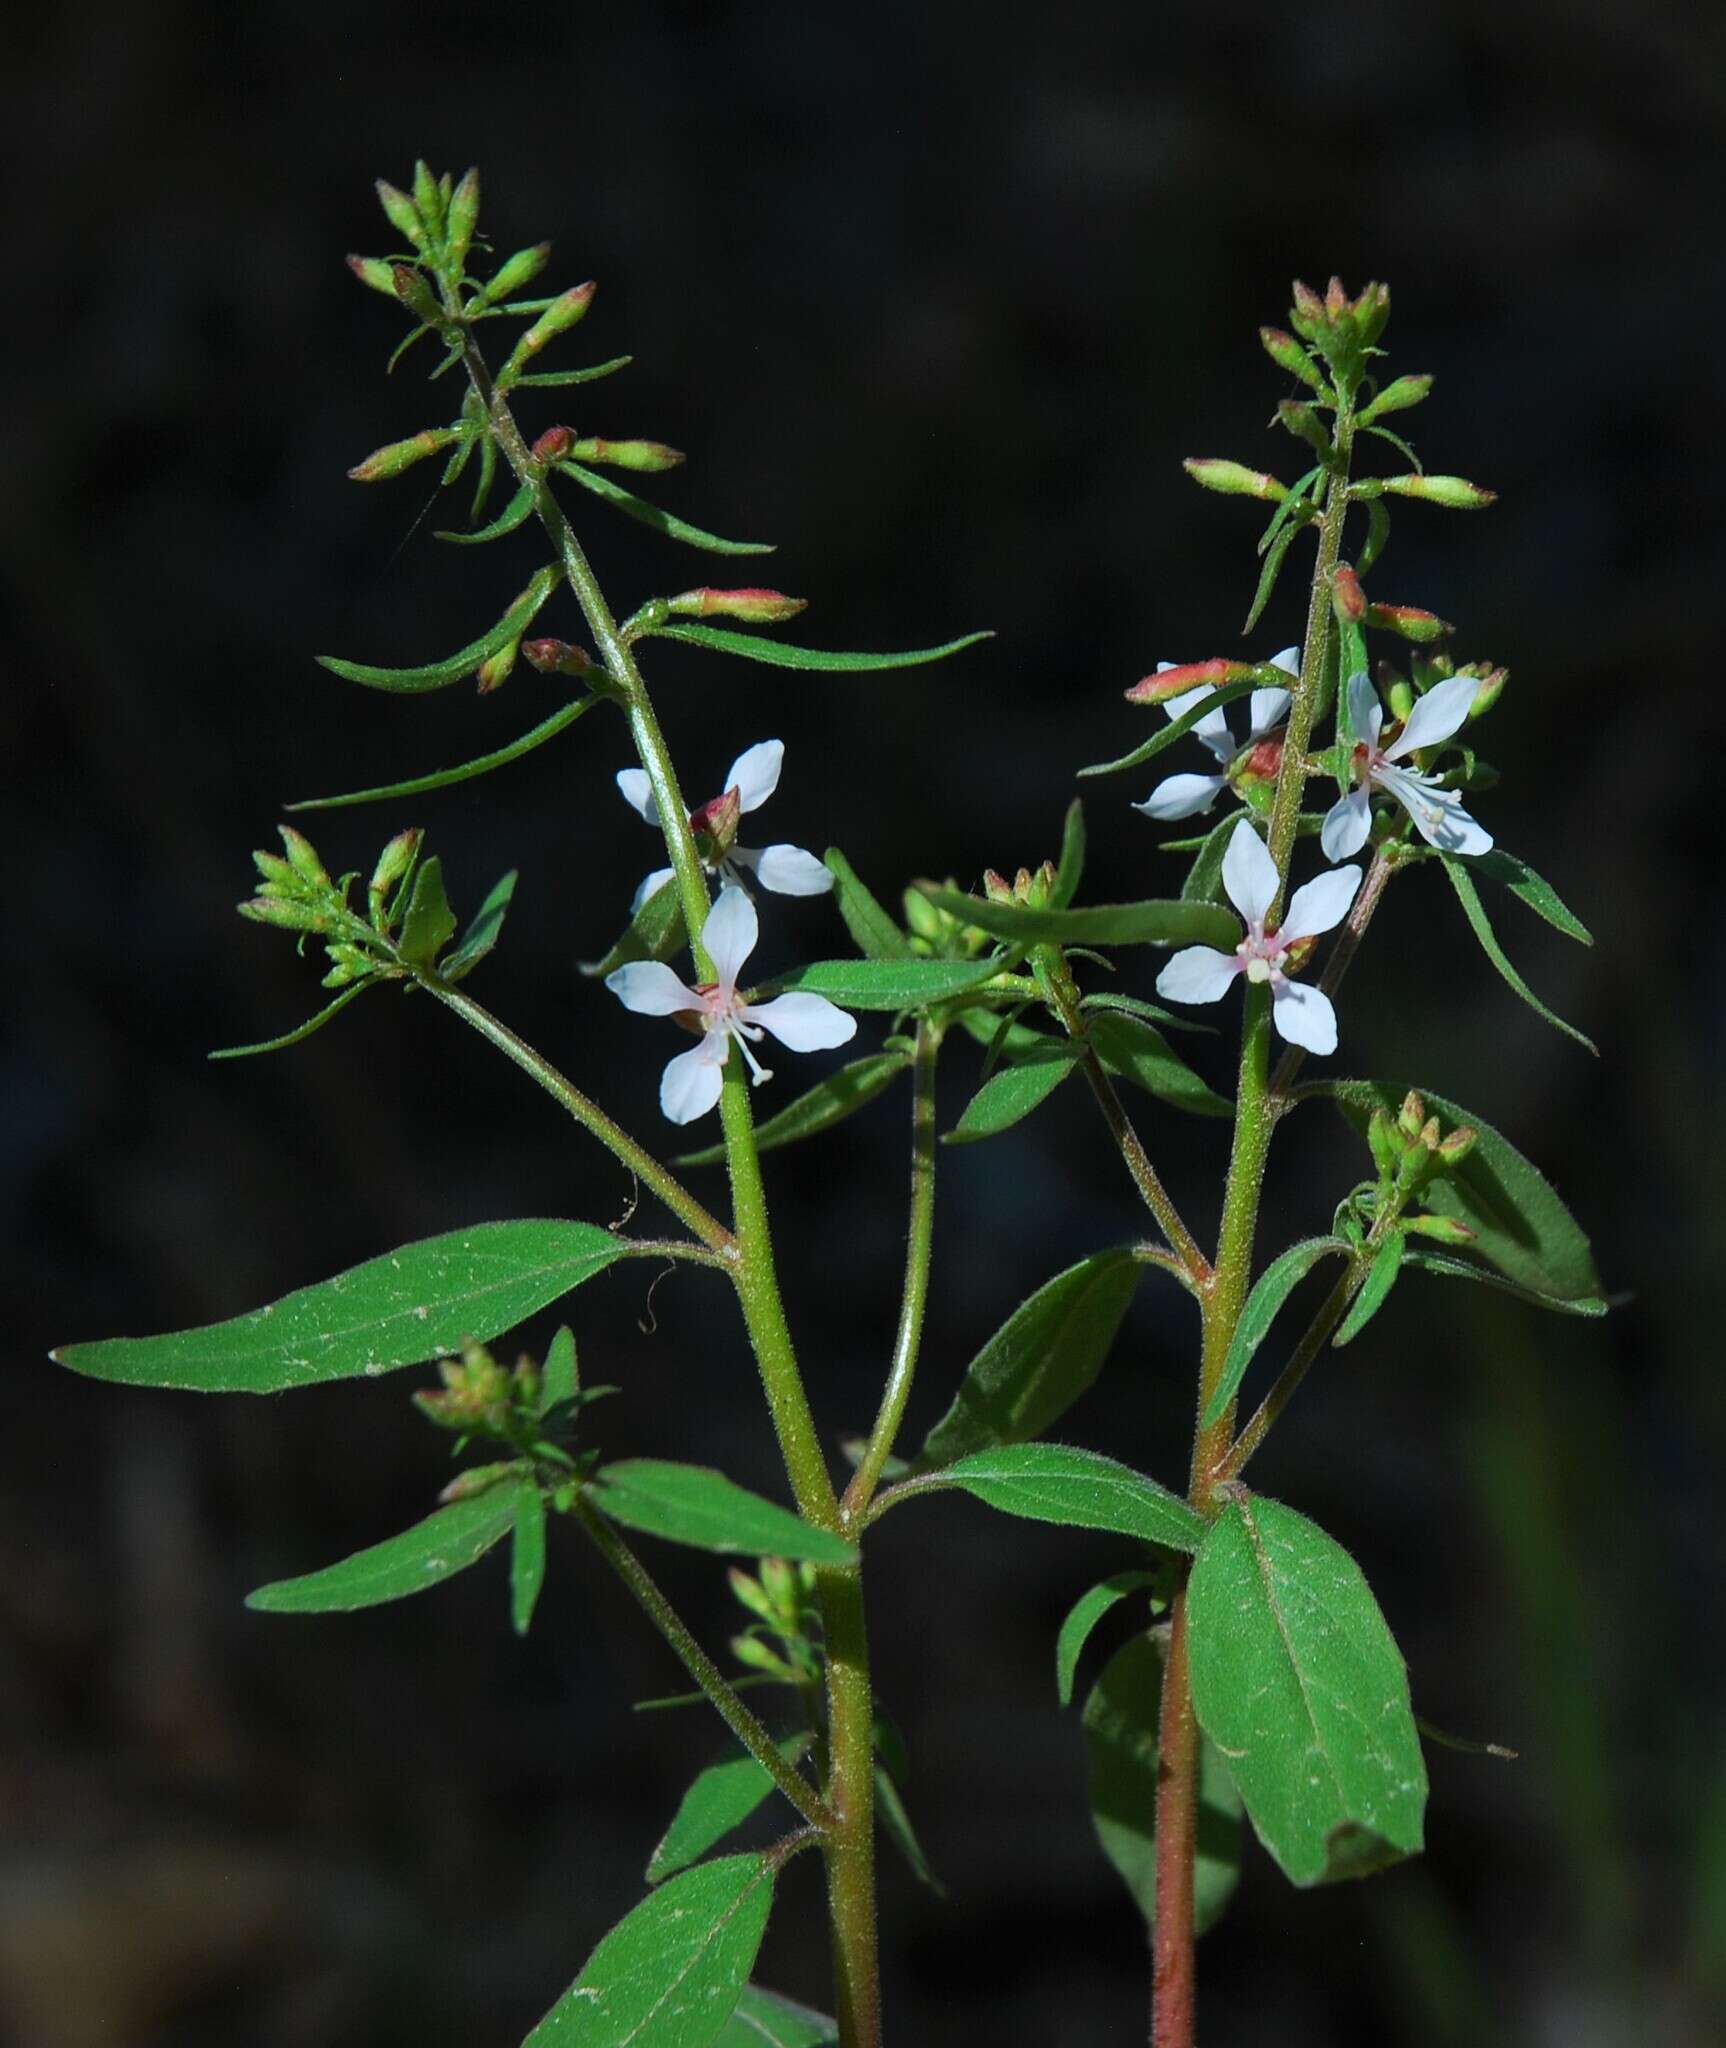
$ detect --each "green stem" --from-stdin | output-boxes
[844,1017,942,1517]
[816,1565,881,2048]
[572,1493,832,1831]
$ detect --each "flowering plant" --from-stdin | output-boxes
[52,176,1602,2046]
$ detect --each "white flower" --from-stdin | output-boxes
[1156,819,1360,1055]
[1132,648,1298,822]
[605,884,856,1123]
[617,739,833,913]
[1320,672,1493,862]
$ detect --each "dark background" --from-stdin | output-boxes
[6,2,1721,2043]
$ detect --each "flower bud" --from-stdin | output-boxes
[522,637,596,676]
[1382,474,1497,511]
[279,826,329,886]
[1275,400,1332,456]
[438,1461,520,1503]
[690,785,742,861]
[411,161,445,241]
[902,887,948,943]
[567,436,685,472]
[1331,565,1367,624]
[1387,677,1415,724]
[1418,1115,1442,1152]
[728,1568,777,1625]
[1367,1107,1402,1177]
[759,1556,799,1618]
[1259,326,1329,393]
[515,282,597,360]
[1365,602,1453,644]
[1361,374,1433,422]
[1458,664,1508,718]
[238,896,331,933]
[730,1633,799,1681]
[667,587,808,623]
[530,424,575,465]
[1436,1124,1478,1164]
[982,869,1015,906]
[446,167,480,271]
[1182,458,1286,501]
[1406,1213,1477,1245]
[475,637,520,696]
[1125,658,1258,705]
[347,428,460,483]
[1397,1090,1426,1139]
[375,179,426,250]
[390,263,444,325]
[346,254,399,297]
[369,827,422,918]
[481,242,552,304]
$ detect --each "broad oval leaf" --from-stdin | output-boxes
[751,957,1007,1012]
[1201,1238,1349,1429]
[914,886,1238,953]
[945,1050,1075,1144]
[525,1854,776,2047]
[287,696,599,813]
[557,460,775,555]
[918,1253,1141,1469]
[590,1461,856,1565]
[1089,1011,1229,1119]
[1334,1229,1404,1347]
[652,623,992,671]
[247,1482,527,1613]
[1439,854,1596,1052]
[935,1444,1205,1552]
[822,849,909,960]
[52,1219,629,1393]
[715,1989,837,2047]
[647,1739,811,1884]
[675,1053,909,1167]
[1056,1569,1160,1707]
[1187,1495,1427,1887]
[317,565,559,692]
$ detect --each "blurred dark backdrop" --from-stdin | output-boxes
[5,3,1721,2043]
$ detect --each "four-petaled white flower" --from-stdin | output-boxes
[1320,672,1492,863]
[1156,819,1360,1055]
[606,884,856,1124]
[618,739,833,913]
[1132,648,1298,822]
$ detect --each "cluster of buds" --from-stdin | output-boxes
[1274,277,1392,401]
[239,826,420,989]
[903,883,995,961]
[1377,649,1508,727]
[1356,1091,1479,1244]
[414,1337,538,1441]
[728,1557,823,1689]
[982,861,1058,911]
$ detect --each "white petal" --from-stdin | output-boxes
[724,739,783,813]
[749,843,835,896]
[1161,685,1231,760]
[1156,946,1242,1006]
[744,992,858,1052]
[702,883,758,991]
[606,960,702,1016]
[1319,788,1372,863]
[1282,864,1361,942]
[1270,980,1338,1055]
[1385,673,1479,760]
[1247,686,1291,738]
[1376,765,1494,856]
[1132,772,1227,821]
[1221,818,1278,931]
[1344,672,1383,751]
[1269,645,1300,676]
[660,1041,727,1124]
[616,767,659,824]
[629,865,677,915]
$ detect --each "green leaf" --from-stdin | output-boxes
[1083,1632,1243,1933]
[1186,1495,1427,1887]
[1201,1238,1349,1428]
[936,1444,1206,1552]
[1077,682,1260,780]
[918,1253,1141,1469]
[1401,1248,1608,1318]
[441,869,517,982]
[557,461,775,555]
[945,1048,1075,1143]
[874,1765,944,1894]
[1472,849,1592,945]
[674,1053,909,1167]
[752,956,1007,1012]
[287,696,600,812]
[208,982,372,1060]
[1051,799,1086,909]
[652,623,991,672]
[1177,813,1239,908]
[247,1483,526,1613]
[524,1854,776,2046]
[435,480,535,545]
[715,1989,837,2047]
[398,854,458,967]
[1324,1082,1605,1309]
[1077,991,1199,1034]
[52,1219,629,1393]
[1242,521,1300,635]
[582,879,688,980]
[541,1325,580,1413]
[822,849,909,960]
[511,1485,548,1636]
[914,886,1238,953]
[1088,1011,1230,1119]
[646,1739,811,1884]
[1358,494,1391,574]
[317,566,558,692]
[1334,1230,1404,1347]
[1438,855,1596,1052]
[512,356,635,388]
[1056,1570,1160,1707]
[590,1462,857,1565]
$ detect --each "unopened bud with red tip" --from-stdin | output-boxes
[690,786,743,862]
[1397,1090,1427,1140]
[375,179,425,249]
[278,826,329,887]
[1183,458,1286,501]
[1383,474,1497,511]
[1406,1213,1477,1245]
[390,263,444,325]
[239,895,332,934]
[446,167,480,271]
[369,828,422,920]
[530,424,574,465]
[522,637,595,677]
[982,868,1015,906]
[1260,326,1329,393]
[512,282,597,363]
[1460,664,1508,718]
[347,254,399,297]
[480,242,552,306]
[1361,374,1433,423]
[348,428,461,483]
[1437,1124,1478,1164]
[667,587,808,624]
[1290,281,1326,338]
[1275,400,1333,456]
[1366,602,1453,644]
[568,437,685,472]
[475,638,520,696]
[1125,658,1260,705]
[439,1462,519,1503]
[1331,564,1368,624]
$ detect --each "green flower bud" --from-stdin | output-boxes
[730,1633,800,1682]
[1406,1213,1477,1245]
[1388,676,1416,723]
[513,283,597,363]
[667,588,808,623]
[1382,474,1497,511]
[346,254,399,297]
[446,167,480,271]
[728,1568,777,1625]
[1259,326,1329,394]
[758,1556,799,1620]
[567,437,685,473]
[347,428,461,484]
[478,242,552,306]
[375,179,425,250]
[475,637,520,696]
[238,896,331,933]
[439,1461,522,1503]
[1182,458,1286,501]
[369,827,422,921]
[1360,373,1433,422]
[1396,1090,1427,1140]
[411,160,445,243]
[1365,602,1453,644]
[1367,1107,1402,1177]
[279,826,329,886]
[1436,1124,1478,1164]
[1275,400,1333,456]
[902,887,948,944]
[390,263,445,325]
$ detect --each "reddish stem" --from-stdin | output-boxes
[1151,1587,1199,2048]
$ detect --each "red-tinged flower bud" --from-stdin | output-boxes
[446,167,480,271]
[278,825,329,885]
[476,638,519,695]
[1436,1124,1478,1164]
[481,242,552,305]
[1361,374,1433,423]
[516,282,597,360]
[1234,734,1285,787]
[375,178,425,249]
[982,869,1015,905]
[1325,276,1349,320]
[1382,474,1497,510]
[1406,1213,1476,1245]
[1397,1090,1427,1139]
[238,896,331,933]
[1365,602,1453,644]
[1260,325,1328,393]
[522,637,595,676]
[439,1462,518,1503]
[1331,565,1368,624]
[690,786,742,860]
[1183,458,1286,501]
[369,827,422,912]
[390,262,444,324]
[568,437,685,473]
[530,424,574,465]
[1290,280,1326,339]
[347,428,460,483]
[666,587,809,623]
[1275,400,1333,456]
[346,254,398,297]
[1124,658,1257,705]
[1462,664,1507,717]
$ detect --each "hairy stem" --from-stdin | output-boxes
[1150,1592,1199,2045]
[817,1565,881,2048]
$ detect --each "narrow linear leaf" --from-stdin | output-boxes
[541,1325,580,1413]
[675,1053,910,1167]
[435,480,534,545]
[1472,849,1593,945]
[1077,681,1260,781]
[751,956,1009,1012]
[1334,1230,1405,1347]
[1359,494,1391,574]
[524,1853,775,2047]
[822,849,909,960]
[647,1738,812,1884]
[716,1988,837,2047]
[441,869,518,982]
[1056,1570,1160,1707]
[1201,1238,1349,1428]
[511,1485,549,1636]
[652,623,992,672]
[1178,812,1240,908]
[916,886,1238,953]
[247,1483,526,1613]
[1402,1248,1607,1317]
[1078,991,1205,1036]
[557,461,775,555]
[1051,799,1086,909]
[952,1007,1059,1065]
[289,696,600,812]
[1439,855,1596,1053]
[209,982,372,1060]
[398,854,458,967]
[1187,1496,1427,1887]
[582,879,688,980]
[590,1461,857,1565]
[317,565,558,692]
[51,1219,628,1393]
[1242,521,1300,635]
[874,1766,944,1895]
[945,1050,1076,1144]
[512,355,634,387]
[935,1444,1206,1552]
[1088,1011,1230,1119]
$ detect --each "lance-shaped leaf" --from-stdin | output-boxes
[1087,1012,1230,1119]
[524,1853,776,2046]
[247,1482,528,1614]
[1400,1247,1608,1317]
[1439,854,1596,1053]
[582,878,688,980]
[590,1461,857,1565]
[1051,799,1086,909]
[1077,680,1260,780]
[557,460,775,555]
[398,854,458,967]
[1324,1081,1606,1310]
[541,1325,580,1414]
[650,622,992,672]
[1334,1230,1405,1347]
[1084,1631,1243,1934]
[675,1052,910,1167]
[1187,1495,1427,1886]
[512,355,634,388]
[1056,1569,1161,1707]
[441,870,517,982]
[52,1219,628,1393]
[209,982,373,1061]
[875,1765,943,1894]
[435,480,535,545]
[932,1444,1205,1552]
[822,849,909,960]
[511,1485,548,1635]
[1471,848,1593,945]
[914,886,1238,953]
[1178,813,1240,908]
[1243,520,1302,635]
[1201,1238,1350,1428]
[317,566,559,692]
[945,1046,1076,1143]
[750,956,1008,1012]
[918,1253,1141,1469]
[647,1738,812,1884]
[716,1989,837,2047]
[289,695,601,812]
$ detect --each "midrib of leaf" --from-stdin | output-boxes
[613,1861,774,2044]
[1236,1500,1349,1814]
